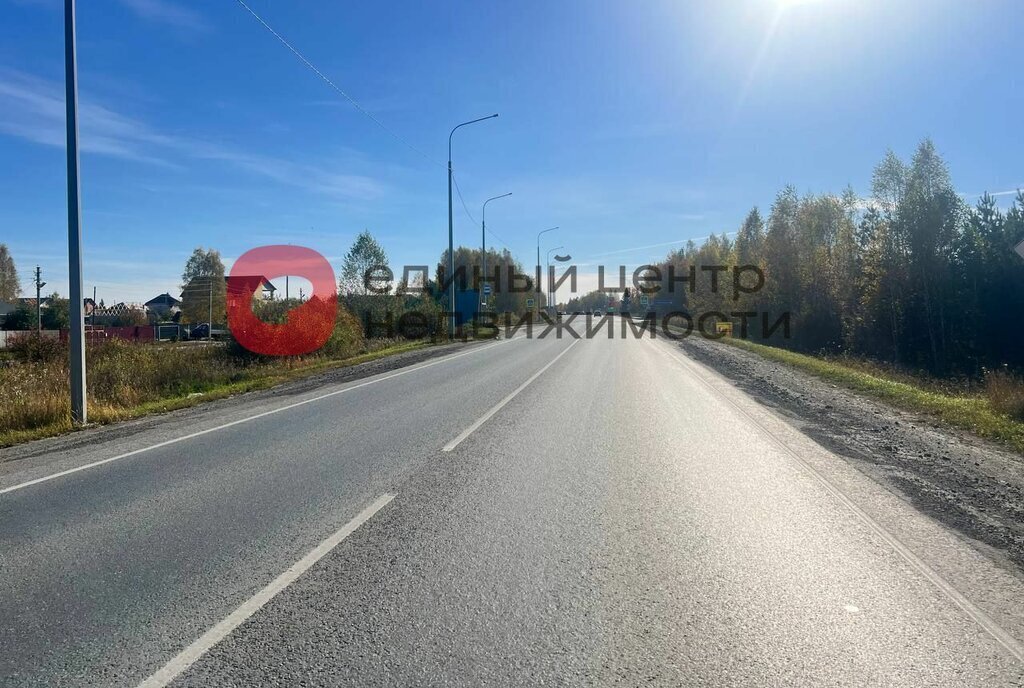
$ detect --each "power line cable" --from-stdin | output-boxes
[451,173,478,224]
[451,173,516,253]
[235,2,513,254]
[234,0,442,168]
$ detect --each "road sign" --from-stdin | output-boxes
[640,294,649,306]
[716,322,733,337]
[483,284,492,296]
[526,298,535,308]
[1015,239,1024,260]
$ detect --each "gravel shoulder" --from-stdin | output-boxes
[678,335,1024,574]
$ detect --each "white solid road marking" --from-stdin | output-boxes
[652,340,1024,664]
[0,339,519,496]
[136,493,395,688]
[443,338,580,452]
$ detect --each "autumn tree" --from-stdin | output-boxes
[0,244,20,302]
[180,247,226,324]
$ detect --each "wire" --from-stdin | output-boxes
[451,173,478,224]
[234,0,442,168]
[451,172,516,254]
[235,2,514,254]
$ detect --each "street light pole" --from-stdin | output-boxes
[548,247,565,309]
[548,245,565,307]
[64,0,87,425]
[448,114,498,338]
[481,192,511,310]
[535,226,558,313]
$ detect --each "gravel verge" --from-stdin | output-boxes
[678,335,1024,574]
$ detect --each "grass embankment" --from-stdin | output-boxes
[720,337,1024,455]
[0,337,431,448]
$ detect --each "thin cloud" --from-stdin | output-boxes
[0,69,385,201]
[116,0,210,32]
[0,69,180,165]
[585,232,738,260]
[961,187,1023,199]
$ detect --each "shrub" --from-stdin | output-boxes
[7,333,66,363]
[320,304,365,359]
[985,367,1024,421]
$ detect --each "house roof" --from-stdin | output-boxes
[145,292,181,307]
[226,275,277,294]
[95,302,146,316]
[18,297,51,308]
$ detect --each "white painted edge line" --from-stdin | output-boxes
[652,340,1024,664]
[136,492,395,688]
[443,338,580,452]
[1,339,518,496]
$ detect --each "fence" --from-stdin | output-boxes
[0,330,60,349]
[0,327,158,348]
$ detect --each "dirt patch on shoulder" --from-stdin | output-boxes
[678,336,1024,573]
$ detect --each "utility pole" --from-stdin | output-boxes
[34,266,46,334]
[536,227,558,316]
[547,246,563,315]
[481,193,511,311]
[208,277,213,341]
[64,0,87,424]
[448,114,498,338]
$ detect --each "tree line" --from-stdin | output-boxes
[657,139,1024,376]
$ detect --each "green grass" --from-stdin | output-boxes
[719,337,1024,455]
[0,339,432,449]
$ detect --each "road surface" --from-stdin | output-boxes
[2,330,1023,686]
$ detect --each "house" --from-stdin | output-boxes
[18,296,52,311]
[226,275,277,300]
[225,275,277,311]
[92,302,148,326]
[144,292,181,318]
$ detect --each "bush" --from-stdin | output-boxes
[7,333,66,363]
[319,304,365,358]
[985,368,1024,421]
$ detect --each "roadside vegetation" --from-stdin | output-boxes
[0,305,430,448]
[655,139,1024,379]
[721,337,1024,455]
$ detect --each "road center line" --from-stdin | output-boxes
[651,340,1024,663]
[443,338,580,452]
[1,339,518,496]
[135,492,395,688]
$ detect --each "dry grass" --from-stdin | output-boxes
[0,329,429,447]
[985,368,1024,421]
[721,338,1024,455]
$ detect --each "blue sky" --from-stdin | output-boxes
[1,0,1022,303]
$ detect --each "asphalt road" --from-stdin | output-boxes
[2,329,1023,686]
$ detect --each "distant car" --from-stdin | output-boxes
[189,323,226,340]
